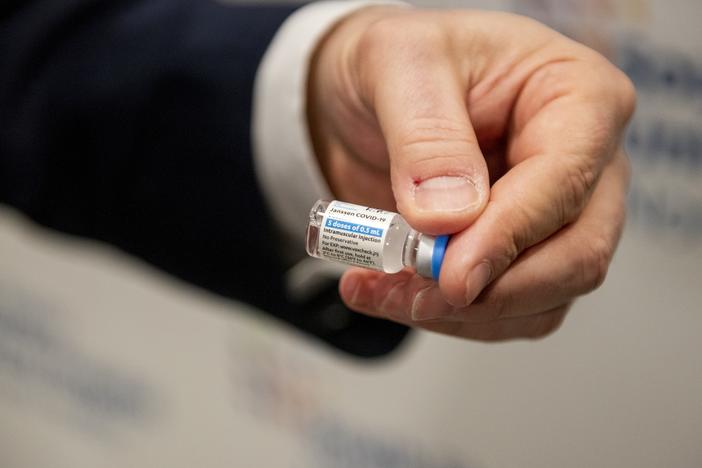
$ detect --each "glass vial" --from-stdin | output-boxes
[306,200,449,280]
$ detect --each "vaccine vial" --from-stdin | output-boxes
[306,200,449,280]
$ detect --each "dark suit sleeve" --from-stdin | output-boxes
[0,0,410,358]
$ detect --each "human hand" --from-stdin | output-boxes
[307,7,634,340]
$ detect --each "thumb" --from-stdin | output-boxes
[370,46,489,234]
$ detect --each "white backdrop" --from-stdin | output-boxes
[1,1,700,467]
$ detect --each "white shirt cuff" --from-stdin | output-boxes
[252,0,406,261]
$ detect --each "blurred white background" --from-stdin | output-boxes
[1,1,701,467]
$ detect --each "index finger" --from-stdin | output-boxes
[440,54,635,307]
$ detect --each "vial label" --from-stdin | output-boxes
[318,200,394,270]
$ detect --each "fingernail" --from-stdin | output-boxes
[411,286,454,321]
[414,176,480,212]
[465,262,492,305]
[343,275,361,304]
[380,282,409,318]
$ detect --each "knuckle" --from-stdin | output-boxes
[359,16,448,65]
[616,149,632,188]
[397,118,477,166]
[595,62,637,125]
[579,235,613,293]
[595,59,637,121]
[400,117,474,150]
[358,18,396,58]
[501,204,532,259]
[559,159,597,224]
[617,72,637,122]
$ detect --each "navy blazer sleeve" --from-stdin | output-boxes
[0,0,410,357]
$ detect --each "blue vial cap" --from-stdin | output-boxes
[431,235,450,281]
